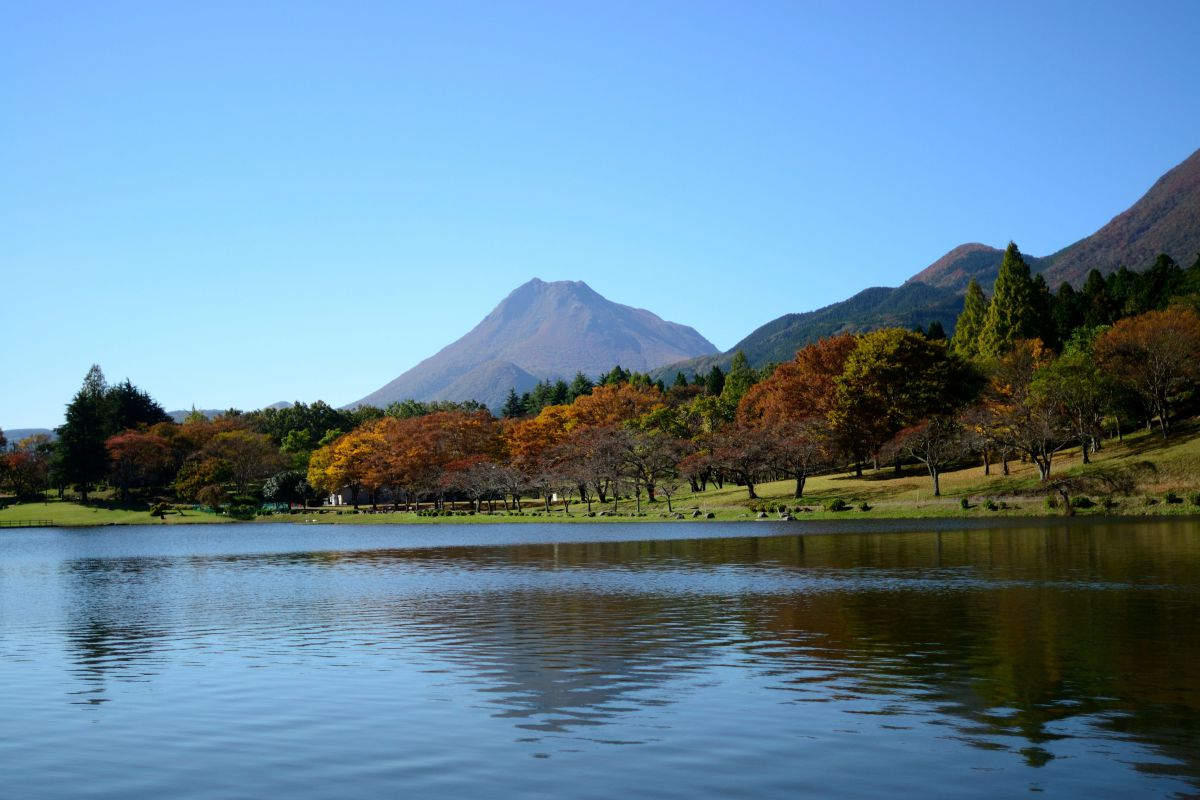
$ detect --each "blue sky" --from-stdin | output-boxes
[3,1,1199,428]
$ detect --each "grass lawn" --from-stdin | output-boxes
[0,498,226,527]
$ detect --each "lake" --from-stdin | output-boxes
[2,519,1198,798]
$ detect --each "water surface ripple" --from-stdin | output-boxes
[2,520,1198,798]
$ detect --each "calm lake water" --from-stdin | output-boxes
[2,519,1199,799]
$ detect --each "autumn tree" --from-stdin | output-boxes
[889,417,968,497]
[1,435,53,498]
[203,430,282,495]
[979,339,1071,480]
[709,423,774,500]
[1031,328,1114,461]
[1095,308,1200,440]
[106,430,172,500]
[739,334,857,425]
[768,417,831,499]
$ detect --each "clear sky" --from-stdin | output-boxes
[3,0,1199,428]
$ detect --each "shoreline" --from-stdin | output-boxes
[5,499,1200,529]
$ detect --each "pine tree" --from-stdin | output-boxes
[949,279,988,359]
[501,389,525,418]
[672,372,688,388]
[568,372,594,401]
[721,351,756,406]
[705,365,726,397]
[978,242,1041,357]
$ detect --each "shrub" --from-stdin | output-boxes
[1044,496,1059,510]
[984,499,999,511]
[825,499,849,512]
[1189,492,1200,507]
[1164,491,1182,505]
[1100,496,1117,510]
[1143,496,1159,506]
[960,497,971,510]
[858,502,872,512]
[1070,496,1095,510]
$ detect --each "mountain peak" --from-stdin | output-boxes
[354,280,718,409]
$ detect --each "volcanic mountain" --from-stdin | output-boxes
[654,146,1200,380]
[353,279,718,410]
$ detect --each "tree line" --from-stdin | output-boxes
[3,244,1199,513]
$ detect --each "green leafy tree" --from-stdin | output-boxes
[950,279,988,359]
[262,469,314,507]
[832,329,981,473]
[978,243,1042,358]
[107,379,170,432]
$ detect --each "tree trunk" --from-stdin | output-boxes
[793,472,806,499]
[983,449,991,476]
[1081,439,1090,464]
[746,479,757,500]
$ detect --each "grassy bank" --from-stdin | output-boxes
[3,423,1200,528]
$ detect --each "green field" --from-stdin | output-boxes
[3,422,1199,528]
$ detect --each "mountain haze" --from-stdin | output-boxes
[655,146,1200,380]
[354,279,718,409]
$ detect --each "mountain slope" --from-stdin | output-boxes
[354,279,718,409]
[652,282,965,381]
[654,146,1200,380]
[1040,147,1200,286]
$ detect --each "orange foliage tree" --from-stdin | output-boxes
[1095,308,1200,440]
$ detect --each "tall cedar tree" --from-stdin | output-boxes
[57,365,110,502]
[978,242,1042,358]
[950,279,988,358]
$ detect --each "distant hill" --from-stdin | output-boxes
[353,279,719,410]
[2,428,55,443]
[166,402,291,423]
[655,146,1200,379]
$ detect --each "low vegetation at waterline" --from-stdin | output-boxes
[4,421,1200,527]
[3,244,1199,526]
